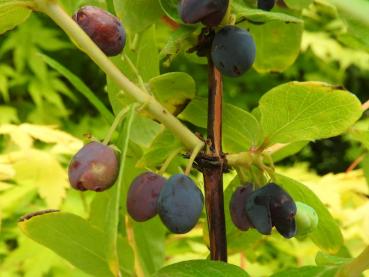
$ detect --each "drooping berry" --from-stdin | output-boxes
[179,0,229,27]
[245,183,297,238]
[73,6,126,56]
[127,172,166,222]
[68,142,119,192]
[211,26,256,77]
[258,0,275,11]
[230,184,254,231]
[245,186,273,235]
[268,184,297,238]
[157,174,203,234]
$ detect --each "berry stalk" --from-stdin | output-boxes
[33,0,204,152]
[203,57,227,261]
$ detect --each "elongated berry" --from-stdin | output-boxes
[73,6,126,56]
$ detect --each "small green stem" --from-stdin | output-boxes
[184,142,203,176]
[33,0,204,152]
[158,148,182,175]
[122,54,147,92]
[227,151,254,167]
[102,107,130,145]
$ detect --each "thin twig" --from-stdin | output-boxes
[345,153,366,173]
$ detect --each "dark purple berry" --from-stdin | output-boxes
[245,187,273,235]
[268,184,297,238]
[73,6,126,56]
[68,142,119,192]
[211,26,256,77]
[258,0,275,11]
[127,172,166,222]
[157,174,203,234]
[245,183,296,238]
[179,0,229,27]
[230,184,254,231]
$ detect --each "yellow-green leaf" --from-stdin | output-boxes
[259,82,362,145]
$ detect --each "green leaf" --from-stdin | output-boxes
[0,105,19,124]
[114,0,163,33]
[149,72,196,115]
[235,5,303,72]
[329,0,369,49]
[138,129,183,169]
[276,173,344,253]
[159,0,181,22]
[0,1,32,35]
[154,260,249,277]
[272,265,339,277]
[159,26,195,66]
[130,115,162,148]
[105,105,136,276]
[180,97,264,152]
[41,54,114,124]
[348,128,369,150]
[18,211,134,277]
[136,26,160,81]
[133,217,166,275]
[108,26,159,114]
[270,141,309,162]
[315,252,352,266]
[283,0,313,10]
[0,184,36,219]
[259,82,362,145]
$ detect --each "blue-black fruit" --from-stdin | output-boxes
[127,172,166,222]
[230,184,254,231]
[258,0,275,11]
[246,183,297,237]
[268,183,297,238]
[73,6,126,56]
[157,174,204,234]
[68,142,119,192]
[211,26,256,77]
[179,0,229,27]
[245,187,272,235]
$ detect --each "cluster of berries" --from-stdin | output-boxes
[127,172,204,234]
[230,183,297,238]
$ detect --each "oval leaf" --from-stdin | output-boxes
[180,97,263,152]
[0,1,32,35]
[272,265,339,277]
[114,0,163,33]
[260,82,362,145]
[154,260,249,277]
[276,174,344,253]
[234,5,303,72]
[149,72,196,115]
[18,211,134,277]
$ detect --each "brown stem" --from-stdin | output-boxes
[202,57,227,261]
[346,153,366,173]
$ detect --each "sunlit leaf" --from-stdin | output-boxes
[259,82,362,145]
[154,260,249,277]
